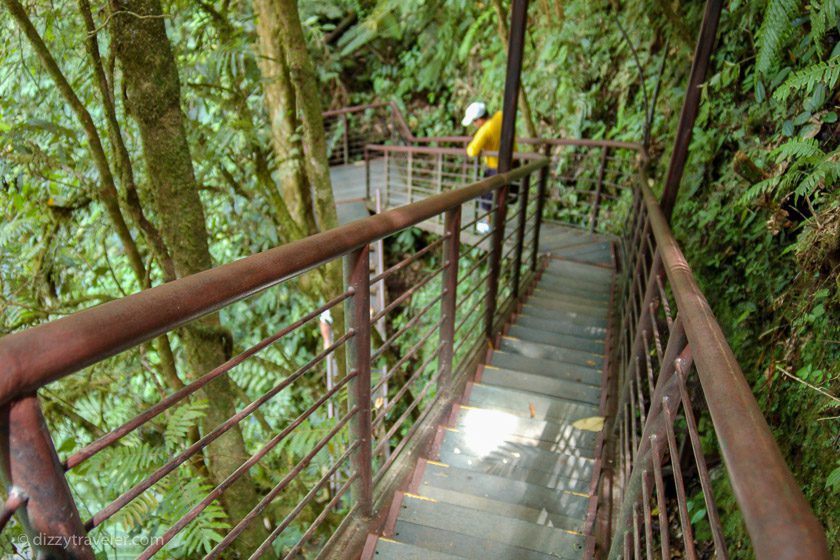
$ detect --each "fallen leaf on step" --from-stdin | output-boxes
[572,416,605,431]
[528,402,536,418]
[374,397,384,409]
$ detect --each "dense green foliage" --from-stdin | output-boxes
[0,0,837,556]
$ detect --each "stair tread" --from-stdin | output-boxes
[374,538,466,560]
[508,324,604,353]
[418,462,590,522]
[468,382,600,421]
[489,351,603,386]
[481,367,601,407]
[453,405,600,449]
[500,336,604,368]
[392,520,578,560]
[437,438,594,487]
[397,494,586,557]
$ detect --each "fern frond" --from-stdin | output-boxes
[794,154,840,197]
[773,56,840,101]
[739,175,780,205]
[810,0,839,49]
[756,0,802,75]
[772,138,825,162]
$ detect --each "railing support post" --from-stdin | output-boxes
[486,0,528,339]
[590,147,609,233]
[512,175,530,299]
[407,152,413,204]
[659,0,723,220]
[342,113,350,165]
[364,147,371,201]
[531,145,550,272]
[343,246,373,517]
[0,396,93,559]
[438,206,461,388]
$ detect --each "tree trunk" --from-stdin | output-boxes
[109,0,268,555]
[254,0,319,237]
[253,0,346,358]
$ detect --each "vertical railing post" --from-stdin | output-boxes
[485,0,528,339]
[659,0,723,220]
[342,113,350,165]
[531,145,550,272]
[343,247,373,517]
[438,206,461,388]
[590,147,609,233]
[512,174,530,299]
[407,151,413,203]
[364,147,371,201]
[0,396,94,559]
[436,152,443,193]
[384,151,390,207]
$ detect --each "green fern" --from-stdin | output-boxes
[810,0,840,50]
[773,56,840,101]
[164,399,208,452]
[756,0,802,75]
[772,138,825,161]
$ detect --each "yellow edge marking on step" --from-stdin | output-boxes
[561,529,585,536]
[379,537,400,544]
[502,335,519,341]
[405,492,437,503]
[459,404,480,411]
[484,365,499,370]
[567,490,590,497]
[426,460,449,468]
[443,426,460,433]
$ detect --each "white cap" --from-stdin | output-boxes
[462,101,488,127]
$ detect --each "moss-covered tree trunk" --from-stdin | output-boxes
[253,0,346,342]
[109,0,268,555]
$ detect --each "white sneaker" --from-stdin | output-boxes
[476,221,491,234]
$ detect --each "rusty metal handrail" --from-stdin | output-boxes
[637,181,829,558]
[603,175,830,559]
[413,134,645,152]
[0,159,546,407]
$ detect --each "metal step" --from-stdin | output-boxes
[517,306,607,336]
[373,537,466,559]
[392,520,577,560]
[481,367,601,407]
[453,405,599,449]
[527,291,610,317]
[520,298,609,323]
[418,462,590,522]
[438,430,595,483]
[397,494,586,557]
[509,322,604,354]
[500,335,604,368]
[467,382,600,422]
[490,351,602,386]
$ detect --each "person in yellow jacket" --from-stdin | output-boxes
[462,101,502,233]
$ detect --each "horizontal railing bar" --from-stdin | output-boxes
[372,293,443,363]
[0,158,547,405]
[139,395,358,558]
[322,102,389,117]
[278,473,358,560]
[371,317,443,398]
[370,235,448,285]
[372,347,439,433]
[411,135,645,151]
[371,264,446,323]
[64,291,352,470]
[638,179,830,558]
[208,438,360,559]
[84,331,354,530]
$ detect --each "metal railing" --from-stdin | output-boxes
[0,159,548,559]
[601,174,830,559]
[322,102,413,166]
[385,135,644,234]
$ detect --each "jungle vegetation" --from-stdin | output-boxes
[0,0,837,557]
